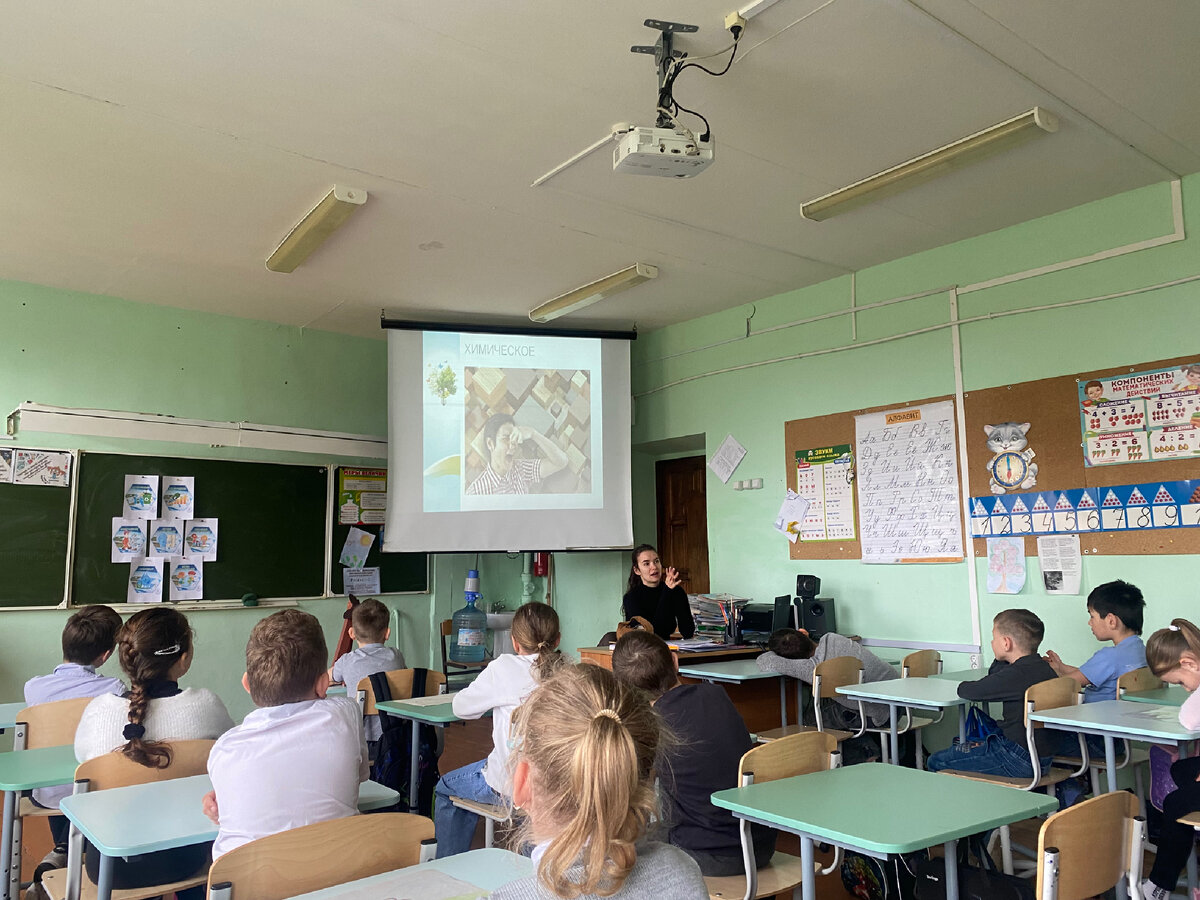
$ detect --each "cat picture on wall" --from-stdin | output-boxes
[984,422,1038,494]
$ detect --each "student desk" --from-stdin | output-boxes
[675,660,790,728]
[578,646,794,733]
[1121,684,1187,706]
[930,668,987,682]
[0,744,79,900]
[324,685,347,697]
[1029,699,1199,796]
[711,763,1056,900]
[374,695,466,815]
[835,678,969,764]
[57,774,398,900]
[0,704,25,732]
[281,846,532,899]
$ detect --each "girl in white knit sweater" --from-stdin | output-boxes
[74,606,233,897]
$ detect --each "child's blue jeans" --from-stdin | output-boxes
[433,760,505,858]
[926,734,1049,779]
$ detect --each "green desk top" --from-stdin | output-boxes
[1122,685,1187,707]
[286,847,533,898]
[0,702,26,731]
[1030,698,1199,743]
[835,677,967,708]
[677,659,782,682]
[375,696,464,724]
[0,744,78,791]
[711,763,1056,855]
[931,668,987,682]
[59,774,397,856]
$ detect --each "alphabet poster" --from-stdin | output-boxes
[854,401,963,563]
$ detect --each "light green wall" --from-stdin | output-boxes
[3,175,1197,720]
[631,176,1199,674]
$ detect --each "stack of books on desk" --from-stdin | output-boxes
[688,593,750,643]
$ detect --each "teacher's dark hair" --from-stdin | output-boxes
[626,544,658,595]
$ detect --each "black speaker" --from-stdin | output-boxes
[799,596,836,640]
[796,574,821,600]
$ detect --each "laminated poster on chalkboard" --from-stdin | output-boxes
[854,400,963,564]
[127,557,164,604]
[13,449,72,486]
[123,474,159,519]
[0,448,13,483]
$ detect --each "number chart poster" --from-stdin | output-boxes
[854,401,963,564]
[970,480,1200,537]
[793,445,856,541]
[1079,360,1200,467]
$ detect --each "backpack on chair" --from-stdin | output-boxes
[368,669,441,817]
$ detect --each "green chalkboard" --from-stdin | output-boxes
[330,467,427,594]
[0,478,72,607]
[73,453,329,604]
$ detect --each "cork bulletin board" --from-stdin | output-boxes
[784,354,1199,560]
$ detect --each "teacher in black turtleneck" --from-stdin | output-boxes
[621,544,695,640]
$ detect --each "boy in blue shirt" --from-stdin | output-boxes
[1043,580,1146,703]
[24,605,125,893]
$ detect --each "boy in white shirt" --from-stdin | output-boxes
[328,597,405,743]
[25,604,125,886]
[203,609,368,858]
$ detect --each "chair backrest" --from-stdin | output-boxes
[738,731,837,784]
[1036,790,1141,899]
[901,649,942,678]
[207,812,435,900]
[812,656,863,699]
[1117,666,1161,695]
[358,668,446,715]
[17,696,95,749]
[439,618,453,670]
[75,739,216,790]
[1025,676,1080,727]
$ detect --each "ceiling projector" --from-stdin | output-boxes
[613,126,714,178]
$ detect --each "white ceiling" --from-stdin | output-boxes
[1,1,1196,339]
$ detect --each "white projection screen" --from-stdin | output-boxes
[383,327,634,552]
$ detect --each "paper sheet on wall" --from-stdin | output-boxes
[148,519,184,557]
[343,567,381,596]
[111,518,149,562]
[794,445,856,540]
[123,474,159,519]
[0,449,13,483]
[707,434,747,484]
[854,401,964,563]
[1037,534,1081,594]
[339,526,375,568]
[986,536,1026,594]
[127,557,164,603]
[161,476,195,519]
[168,557,203,601]
[772,490,810,543]
[14,449,72,486]
[184,519,218,561]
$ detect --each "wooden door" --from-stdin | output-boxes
[655,456,709,594]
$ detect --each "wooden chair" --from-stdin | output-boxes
[1051,666,1156,807]
[1036,790,1144,900]
[899,649,944,769]
[940,676,1090,874]
[206,812,435,900]
[705,731,840,900]
[447,796,513,849]
[439,619,490,690]
[755,656,862,744]
[40,740,216,900]
[7,697,94,898]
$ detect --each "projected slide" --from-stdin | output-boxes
[422,331,603,512]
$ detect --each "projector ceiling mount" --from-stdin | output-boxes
[631,19,698,129]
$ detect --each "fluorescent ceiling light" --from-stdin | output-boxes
[529,263,658,323]
[266,185,367,273]
[8,403,386,458]
[801,107,1059,222]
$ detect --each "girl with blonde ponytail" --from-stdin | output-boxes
[73,607,233,895]
[490,664,707,900]
[1139,618,1200,900]
[434,600,568,858]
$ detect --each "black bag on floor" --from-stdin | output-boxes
[913,833,1034,900]
[841,850,928,900]
[369,669,441,817]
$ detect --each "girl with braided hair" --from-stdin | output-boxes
[74,606,233,894]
